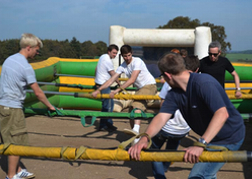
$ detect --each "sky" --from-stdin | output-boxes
[0,0,252,51]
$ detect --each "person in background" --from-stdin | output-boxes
[92,45,157,144]
[128,53,245,179]
[151,55,199,179]
[93,44,119,132]
[180,49,188,58]
[199,41,242,98]
[170,48,180,54]
[160,49,181,84]
[0,33,56,179]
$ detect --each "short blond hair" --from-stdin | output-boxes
[20,33,43,48]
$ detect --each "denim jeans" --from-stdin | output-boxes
[151,130,188,179]
[188,137,244,179]
[99,87,114,128]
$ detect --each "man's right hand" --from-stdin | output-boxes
[92,90,100,98]
[235,90,242,98]
[48,105,56,111]
[128,136,149,161]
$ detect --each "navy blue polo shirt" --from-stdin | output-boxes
[160,73,245,144]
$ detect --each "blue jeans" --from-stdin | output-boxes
[188,137,244,179]
[99,87,114,128]
[151,130,188,179]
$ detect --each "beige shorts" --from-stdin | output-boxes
[0,105,28,145]
[130,84,157,111]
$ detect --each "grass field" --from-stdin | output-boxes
[226,53,252,62]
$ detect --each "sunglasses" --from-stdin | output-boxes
[208,52,219,57]
[36,49,42,56]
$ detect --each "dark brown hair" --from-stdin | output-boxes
[120,45,132,55]
[158,53,186,75]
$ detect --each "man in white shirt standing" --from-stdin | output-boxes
[94,44,119,132]
[92,45,157,144]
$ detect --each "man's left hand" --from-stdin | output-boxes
[109,91,116,98]
[183,146,204,163]
[235,91,242,98]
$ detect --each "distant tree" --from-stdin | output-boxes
[95,41,107,56]
[158,16,200,29]
[158,16,231,55]
[58,40,76,58]
[201,22,231,54]
[0,37,108,64]
[0,39,19,64]
[70,37,81,58]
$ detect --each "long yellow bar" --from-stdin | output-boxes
[0,144,250,162]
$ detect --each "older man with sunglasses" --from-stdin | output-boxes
[199,41,242,98]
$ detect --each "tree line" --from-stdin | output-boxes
[0,37,108,65]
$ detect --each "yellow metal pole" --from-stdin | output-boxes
[0,144,250,162]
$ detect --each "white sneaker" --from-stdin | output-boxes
[16,169,35,179]
[123,128,139,136]
[5,174,21,179]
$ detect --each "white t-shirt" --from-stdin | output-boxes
[116,57,156,89]
[95,54,114,85]
[159,82,191,135]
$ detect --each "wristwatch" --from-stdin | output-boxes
[198,138,208,145]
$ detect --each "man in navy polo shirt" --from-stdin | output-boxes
[128,53,245,179]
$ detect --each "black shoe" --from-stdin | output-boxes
[107,125,117,132]
[98,126,109,132]
[98,125,117,132]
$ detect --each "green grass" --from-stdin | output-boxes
[226,54,252,62]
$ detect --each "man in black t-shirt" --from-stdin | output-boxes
[199,41,242,98]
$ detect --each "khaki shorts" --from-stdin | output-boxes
[0,105,28,145]
[130,84,157,111]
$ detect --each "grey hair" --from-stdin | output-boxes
[20,33,43,48]
[208,41,221,51]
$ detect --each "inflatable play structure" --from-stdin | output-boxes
[0,25,252,119]
[9,57,252,116]
[109,25,211,70]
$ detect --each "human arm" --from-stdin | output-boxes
[160,99,165,107]
[183,107,228,163]
[128,112,172,160]
[92,73,120,97]
[30,82,55,110]
[110,70,140,97]
[231,70,242,98]
[94,66,97,76]
[109,70,121,86]
[159,82,170,108]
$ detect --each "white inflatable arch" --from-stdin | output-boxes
[109,25,212,69]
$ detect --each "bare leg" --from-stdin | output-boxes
[7,155,20,178]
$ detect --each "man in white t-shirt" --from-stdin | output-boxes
[93,44,119,132]
[92,45,157,144]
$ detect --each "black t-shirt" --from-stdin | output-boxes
[199,56,234,88]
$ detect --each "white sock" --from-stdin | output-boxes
[132,124,140,133]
